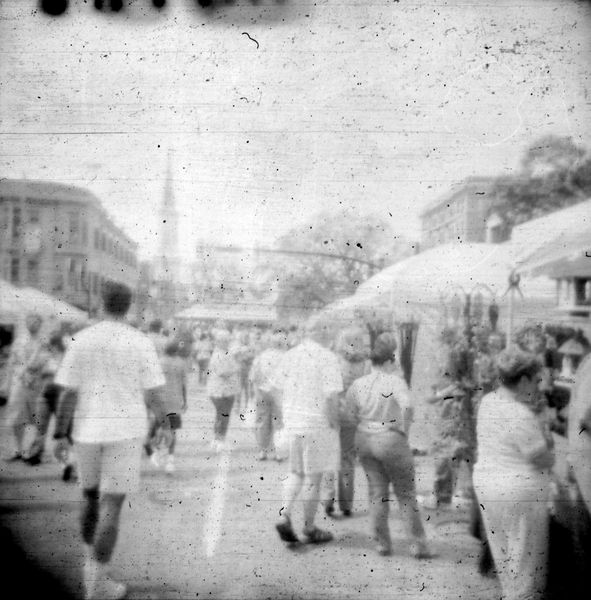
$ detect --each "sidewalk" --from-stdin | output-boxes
[0,378,502,599]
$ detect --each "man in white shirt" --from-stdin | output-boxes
[273,321,343,545]
[53,281,166,600]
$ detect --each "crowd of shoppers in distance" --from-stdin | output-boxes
[2,280,590,600]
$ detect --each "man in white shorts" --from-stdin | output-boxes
[53,281,166,600]
[273,321,343,544]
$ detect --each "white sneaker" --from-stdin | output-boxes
[150,449,162,468]
[164,455,176,474]
[85,560,127,600]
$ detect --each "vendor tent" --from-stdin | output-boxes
[1,280,87,325]
[308,243,558,451]
[511,198,591,276]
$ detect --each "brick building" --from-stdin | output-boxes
[420,177,508,250]
[0,179,138,315]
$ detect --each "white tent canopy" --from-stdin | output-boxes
[1,279,87,330]
[511,198,591,276]
[176,300,277,324]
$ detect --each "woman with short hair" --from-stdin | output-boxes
[347,332,432,558]
[473,348,554,600]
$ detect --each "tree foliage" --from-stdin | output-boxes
[492,135,591,228]
[271,209,413,319]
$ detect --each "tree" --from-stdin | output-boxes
[492,135,591,228]
[270,209,413,319]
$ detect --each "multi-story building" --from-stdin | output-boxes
[420,177,508,250]
[0,179,138,315]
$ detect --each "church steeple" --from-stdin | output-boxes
[159,149,179,261]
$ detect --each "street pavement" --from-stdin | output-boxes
[0,372,503,600]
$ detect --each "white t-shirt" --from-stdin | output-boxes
[274,339,343,431]
[55,320,165,443]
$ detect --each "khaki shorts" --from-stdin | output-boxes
[7,383,38,427]
[287,429,339,476]
[76,438,143,495]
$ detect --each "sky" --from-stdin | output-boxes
[1,0,590,261]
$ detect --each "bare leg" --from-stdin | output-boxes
[281,472,303,519]
[93,493,125,564]
[80,487,100,545]
[302,472,323,530]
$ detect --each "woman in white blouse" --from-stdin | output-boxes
[347,332,432,558]
[473,348,554,600]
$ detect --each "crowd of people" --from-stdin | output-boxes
[1,280,590,600]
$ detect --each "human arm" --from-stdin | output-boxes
[515,407,556,471]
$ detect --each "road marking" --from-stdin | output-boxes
[203,449,231,557]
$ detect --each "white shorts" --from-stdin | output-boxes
[76,438,143,495]
[287,428,339,476]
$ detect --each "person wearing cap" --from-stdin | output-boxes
[250,329,286,461]
[273,320,343,545]
[473,347,554,600]
[346,332,432,558]
[206,329,241,452]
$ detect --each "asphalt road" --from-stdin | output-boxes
[0,372,502,600]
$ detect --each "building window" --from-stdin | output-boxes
[12,206,21,239]
[81,220,88,247]
[68,211,80,245]
[27,208,40,224]
[68,258,79,291]
[10,256,19,283]
[0,204,9,243]
[54,268,64,292]
[27,259,39,285]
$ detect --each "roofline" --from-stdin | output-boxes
[419,176,497,218]
[0,178,138,249]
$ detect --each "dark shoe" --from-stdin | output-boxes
[24,453,42,466]
[143,443,153,457]
[62,464,74,482]
[276,517,299,543]
[302,527,333,544]
[342,509,352,517]
[324,502,335,517]
[377,543,393,556]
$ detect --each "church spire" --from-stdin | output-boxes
[159,149,179,261]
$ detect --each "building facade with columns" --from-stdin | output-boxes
[0,179,139,315]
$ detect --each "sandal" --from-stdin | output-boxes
[276,517,299,543]
[303,527,333,544]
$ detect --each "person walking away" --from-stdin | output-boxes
[273,321,343,545]
[194,333,213,386]
[53,281,167,600]
[4,313,44,461]
[250,330,286,461]
[149,339,188,474]
[473,348,554,600]
[206,330,241,452]
[324,327,370,518]
[231,330,256,413]
[347,332,432,558]
[25,332,66,466]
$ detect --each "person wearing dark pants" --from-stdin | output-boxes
[347,332,432,558]
[211,395,235,440]
[206,329,241,452]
